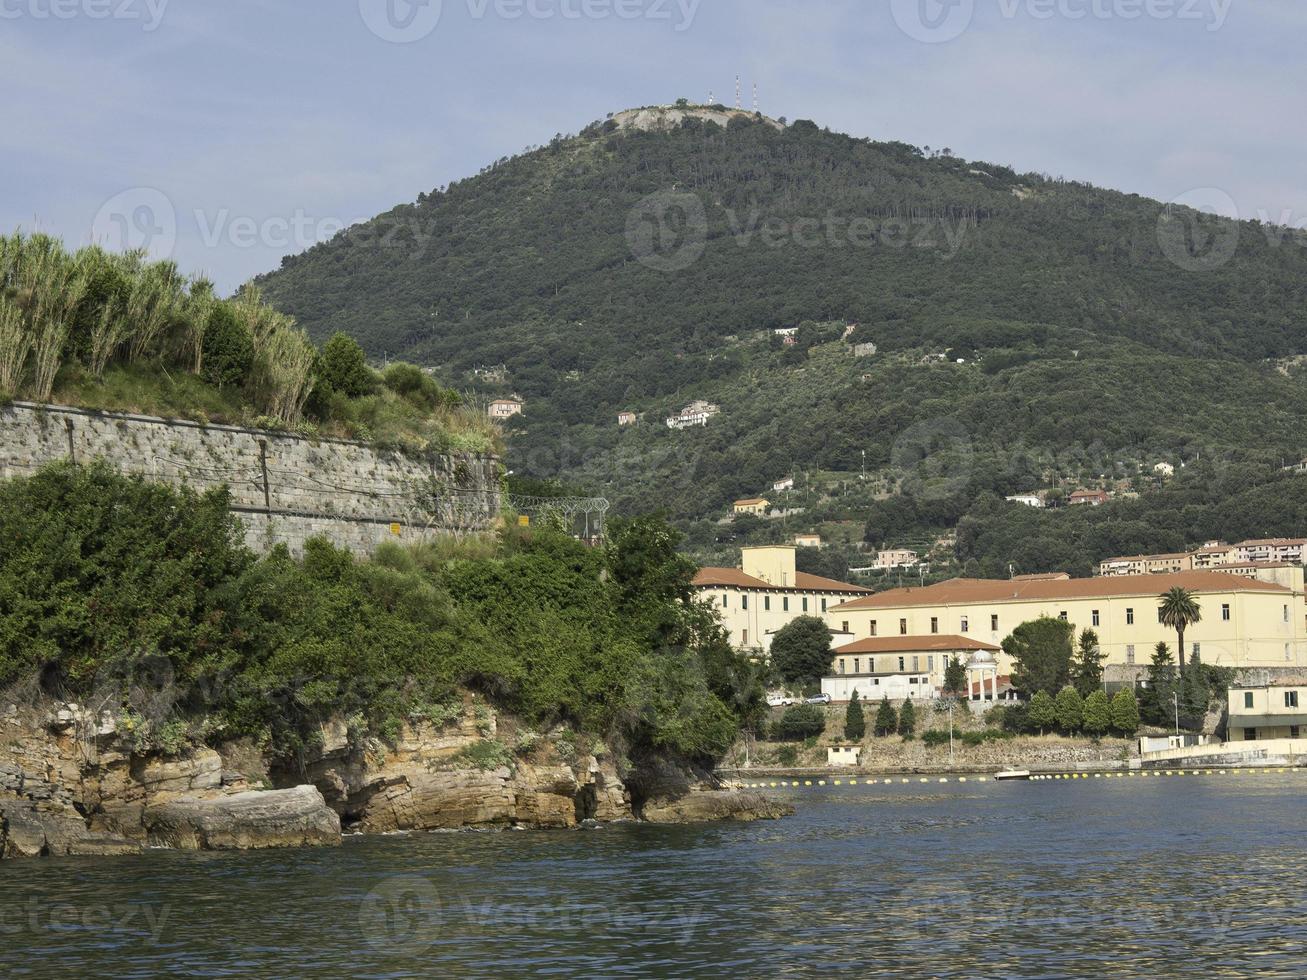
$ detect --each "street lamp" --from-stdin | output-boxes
[1173,692,1180,736]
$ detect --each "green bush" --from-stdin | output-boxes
[921,729,950,747]
[775,745,798,766]
[200,304,254,390]
[317,332,375,398]
[772,704,826,741]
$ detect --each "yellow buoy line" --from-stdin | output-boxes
[730,767,1302,790]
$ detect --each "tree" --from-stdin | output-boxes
[200,303,254,390]
[874,695,897,737]
[773,704,825,741]
[1158,587,1202,670]
[844,689,865,741]
[1141,642,1177,727]
[1082,690,1112,737]
[898,699,916,738]
[1005,617,1075,697]
[770,616,833,685]
[1071,628,1107,698]
[1054,686,1084,734]
[1110,689,1140,736]
[317,331,375,398]
[1028,689,1057,735]
[944,655,968,697]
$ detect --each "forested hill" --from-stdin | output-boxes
[256,104,1307,560]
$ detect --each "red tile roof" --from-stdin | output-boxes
[831,571,1291,612]
[834,634,1000,655]
[692,567,872,594]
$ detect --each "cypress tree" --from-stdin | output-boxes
[1110,689,1141,736]
[898,699,917,739]
[1083,690,1112,737]
[1054,686,1084,734]
[1028,689,1057,735]
[874,695,897,737]
[844,689,866,741]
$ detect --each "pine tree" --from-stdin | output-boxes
[1110,689,1140,736]
[844,689,866,741]
[944,655,968,697]
[1054,686,1084,734]
[874,695,897,737]
[1071,628,1107,698]
[1141,643,1177,726]
[1028,689,1058,735]
[1083,690,1112,737]
[898,699,917,739]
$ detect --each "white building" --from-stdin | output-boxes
[772,476,795,492]
[1154,462,1176,478]
[666,400,720,430]
[873,548,919,570]
[1005,494,1044,508]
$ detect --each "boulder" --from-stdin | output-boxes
[352,768,517,832]
[0,800,141,858]
[640,790,794,825]
[143,786,341,851]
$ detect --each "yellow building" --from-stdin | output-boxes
[694,546,871,653]
[1227,682,1307,741]
[822,635,1000,702]
[828,571,1307,674]
[732,498,770,516]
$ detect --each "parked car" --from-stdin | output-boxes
[805,693,832,705]
[766,695,798,707]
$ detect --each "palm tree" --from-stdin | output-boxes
[1158,587,1202,671]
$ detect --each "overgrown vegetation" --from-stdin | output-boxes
[0,464,761,771]
[0,233,495,454]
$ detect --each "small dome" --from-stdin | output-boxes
[968,651,998,667]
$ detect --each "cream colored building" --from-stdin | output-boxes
[1099,552,1193,577]
[732,498,770,516]
[873,548,919,570]
[488,397,523,420]
[1227,682,1307,741]
[821,635,999,702]
[694,546,870,653]
[827,571,1307,674]
[794,533,823,549]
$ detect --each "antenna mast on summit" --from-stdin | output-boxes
[753,82,758,112]
[735,75,741,110]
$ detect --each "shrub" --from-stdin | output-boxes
[921,729,950,747]
[1083,690,1112,737]
[318,332,375,398]
[200,304,254,390]
[898,699,917,738]
[776,745,798,766]
[772,704,825,741]
[453,740,513,771]
[1055,686,1084,733]
[1110,689,1141,736]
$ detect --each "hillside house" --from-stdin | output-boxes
[666,401,720,430]
[617,411,637,426]
[488,397,524,420]
[794,533,823,549]
[1005,494,1044,508]
[873,549,919,570]
[772,476,795,492]
[733,498,770,516]
[1068,489,1110,507]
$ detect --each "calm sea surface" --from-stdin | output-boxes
[2,773,1305,978]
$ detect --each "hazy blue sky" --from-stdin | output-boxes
[4,0,1305,291]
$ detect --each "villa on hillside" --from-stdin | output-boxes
[794,533,823,549]
[617,411,637,426]
[666,400,720,430]
[488,397,524,420]
[1068,489,1111,506]
[873,548,919,570]
[693,546,871,654]
[733,498,770,516]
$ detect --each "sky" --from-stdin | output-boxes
[4,0,1306,293]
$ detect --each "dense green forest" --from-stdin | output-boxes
[0,462,762,772]
[256,106,1307,568]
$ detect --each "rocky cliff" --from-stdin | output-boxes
[0,698,788,860]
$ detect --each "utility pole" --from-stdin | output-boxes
[1173,692,1180,736]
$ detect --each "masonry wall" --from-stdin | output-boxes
[0,402,501,556]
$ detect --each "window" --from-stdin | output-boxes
[721,594,728,608]
[898,657,905,671]
[1286,691,1300,709]
[1126,608,1135,625]
[1292,726,1301,739]
[1244,692,1254,709]
[838,659,846,675]
[961,616,969,633]
[912,655,920,672]
[930,617,939,634]
[853,658,860,674]
[870,620,878,637]
[764,596,770,612]
[1222,604,1231,622]
[1059,611,1068,622]
[991,614,999,632]
[842,621,849,635]
[1245,728,1257,741]
[783,597,789,612]
[909,677,918,685]
[742,595,748,611]
[927,656,934,672]
[1192,643,1200,660]
[742,629,748,645]
[802,598,808,613]
[1126,645,1135,665]
[821,598,828,613]
[1092,610,1100,627]
[1285,605,1291,624]
[900,619,908,635]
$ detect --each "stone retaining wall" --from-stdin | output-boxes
[0,402,501,556]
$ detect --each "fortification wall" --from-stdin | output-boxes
[0,402,500,556]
